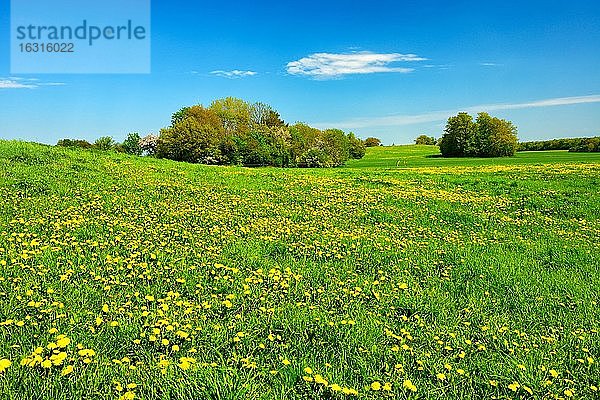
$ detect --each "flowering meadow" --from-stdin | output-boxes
[0,141,599,399]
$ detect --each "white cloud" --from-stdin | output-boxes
[0,77,65,89]
[315,95,600,129]
[286,51,427,79]
[210,70,257,78]
[0,79,37,89]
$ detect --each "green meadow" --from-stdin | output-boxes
[0,140,598,399]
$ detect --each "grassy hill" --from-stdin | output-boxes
[0,140,599,399]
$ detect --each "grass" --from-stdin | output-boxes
[0,140,598,399]
[346,144,600,168]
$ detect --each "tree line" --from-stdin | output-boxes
[57,97,383,168]
[518,137,600,152]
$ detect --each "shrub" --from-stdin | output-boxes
[94,136,116,151]
[139,134,159,156]
[348,133,366,159]
[364,137,382,147]
[122,132,143,156]
[56,139,92,148]
[297,148,331,168]
[415,135,436,145]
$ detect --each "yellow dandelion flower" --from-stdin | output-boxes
[330,384,342,392]
[371,381,381,391]
[314,374,328,385]
[119,391,135,400]
[0,359,11,373]
[61,365,74,376]
[403,379,417,392]
[56,337,70,348]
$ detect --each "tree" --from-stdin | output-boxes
[439,113,477,157]
[122,132,143,156]
[475,113,518,157]
[139,134,159,156]
[415,135,436,145]
[348,132,366,159]
[322,129,350,167]
[209,97,252,134]
[364,137,382,147]
[94,136,115,151]
[156,115,224,164]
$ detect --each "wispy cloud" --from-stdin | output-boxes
[0,77,65,89]
[480,62,501,67]
[315,95,600,129]
[286,51,427,79]
[209,70,257,78]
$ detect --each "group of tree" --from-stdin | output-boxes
[57,133,158,155]
[518,137,600,152]
[414,135,436,145]
[439,112,518,157]
[155,97,366,167]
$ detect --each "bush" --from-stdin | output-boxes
[297,148,331,168]
[139,134,159,156]
[56,139,92,148]
[364,137,382,147]
[94,136,116,151]
[348,133,366,159]
[415,135,436,145]
[122,132,143,156]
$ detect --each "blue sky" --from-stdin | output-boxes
[1,0,599,145]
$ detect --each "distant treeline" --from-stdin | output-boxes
[56,98,384,168]
[518,137,600,152]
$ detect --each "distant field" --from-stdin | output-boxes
[346,145,600,168]
[0,141,598,399]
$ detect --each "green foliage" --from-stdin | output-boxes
[139,134,158,156]
[209,97,252,134]
[348,132,366,159]
[297,147,331,167]
[156,110,225,164]
[56,139,92,149]
[414,134,436,145]
[122,132,143,156]
[156,98,364,167]
[363,137,382,147]
[93,136,116,151]
[439,112,476,157]
[439,112,518,157]
[519,136,600,152]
